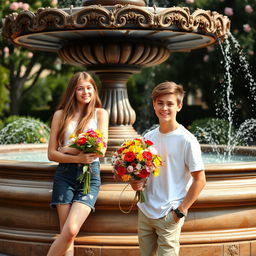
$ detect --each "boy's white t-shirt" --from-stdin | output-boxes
[138,125,204,219]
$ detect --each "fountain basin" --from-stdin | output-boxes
[0,144,255,255]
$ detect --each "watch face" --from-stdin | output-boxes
[174,208,184,218]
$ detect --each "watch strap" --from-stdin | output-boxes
[173,208,185,218]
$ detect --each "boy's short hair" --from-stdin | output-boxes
[152,81,185,104]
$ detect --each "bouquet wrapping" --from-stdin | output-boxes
[112,138,162,203]
[69,129,106,194]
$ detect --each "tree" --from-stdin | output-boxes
[0,0,60,115]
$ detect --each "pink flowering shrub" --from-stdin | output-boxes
[224,7,234,16]
[244,5,253,14]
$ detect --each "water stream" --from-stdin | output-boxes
[203,34,256,159]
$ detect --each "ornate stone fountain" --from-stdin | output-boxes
[2,0,230,154]
[2,1,255,256]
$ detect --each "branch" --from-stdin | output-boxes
[21,65,44,100]
[21,56,37,81]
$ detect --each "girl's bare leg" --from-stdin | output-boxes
[47,203,91,256]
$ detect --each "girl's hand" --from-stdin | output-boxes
[59,146,80,155]
[130,179,147,191]
[77,152,97,164]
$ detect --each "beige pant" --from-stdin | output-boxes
[138,209,185,256]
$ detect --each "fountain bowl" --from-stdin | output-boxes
[0,143,255,256]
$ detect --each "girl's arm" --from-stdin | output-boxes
[48,110,97,164]
[96,108,109,156]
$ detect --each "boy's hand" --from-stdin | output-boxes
[130,179,147,191]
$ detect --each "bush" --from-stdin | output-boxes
[0,117,50,144]
[189,118,235,145]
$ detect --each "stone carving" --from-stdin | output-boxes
[3,5,230,42]
[227,244,239,256]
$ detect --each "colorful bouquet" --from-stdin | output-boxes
[112,138,162,203]
[69,129,106,194]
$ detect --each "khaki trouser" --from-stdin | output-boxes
[138,209,185,256]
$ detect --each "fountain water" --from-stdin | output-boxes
[192,34,256,159]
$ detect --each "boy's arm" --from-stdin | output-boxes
[174,170,206,221]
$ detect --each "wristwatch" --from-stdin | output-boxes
[173,208,185,218]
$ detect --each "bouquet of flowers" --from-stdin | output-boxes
[112,138,162,203]
[69,129,106,194]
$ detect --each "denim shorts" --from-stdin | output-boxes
[51,161,101,211]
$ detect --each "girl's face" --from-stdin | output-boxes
[75,79,95,106]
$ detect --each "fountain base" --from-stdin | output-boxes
[0,144,255,256]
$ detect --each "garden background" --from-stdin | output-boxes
[0,0,255,145]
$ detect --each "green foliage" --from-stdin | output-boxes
[0,66,9,116]
[2,115,21,126]
[58,0,83,7]
[0,117,50,144]
[189,118,235,145]
[21,67,83,122]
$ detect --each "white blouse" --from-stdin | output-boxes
[63,110,98,146]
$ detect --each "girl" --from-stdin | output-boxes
[47,72,108,256]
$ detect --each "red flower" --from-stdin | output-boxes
[145,139,153,146]
[131,162,137,168]
[138,169,149,178]
[124,151,136,162]
[143,151,152,160]
[117,147,124,154]
[76,137,87,145]
[117,166,127,176]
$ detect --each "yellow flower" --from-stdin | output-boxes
[69,133,76,139]
[137,152,144,161]
[134,139,142,146]
[153,157,161,167]
[122,174,131,182]
[97,142,104,149]
[128,145,135,152]
[134,146,143,153]
[40,137,46,143]
[154,168,160,176]
[123,140,133,148]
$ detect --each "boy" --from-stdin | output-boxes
[131,81,206,256]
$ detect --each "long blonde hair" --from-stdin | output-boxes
[56,72,102,146]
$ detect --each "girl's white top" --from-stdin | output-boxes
[63,110,99,162]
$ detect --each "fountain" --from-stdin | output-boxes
[1,1,256,256]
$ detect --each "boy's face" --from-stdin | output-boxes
[153,94,182,123]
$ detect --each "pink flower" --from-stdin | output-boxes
[248,50,254,56]
[18,2,23,8]
[224,7,233,16]
[127,165,134,173]
[22,3,29,10]
[243,24,251,33]
[185,0,194,3]
[3,47,10,57]
[3,47,9,54]
[207,46,215,52]
[10,2,19,10]
[245,5,253,14]
[27,52,33,58]
[203,55,209,62]
[51,0,58,6]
